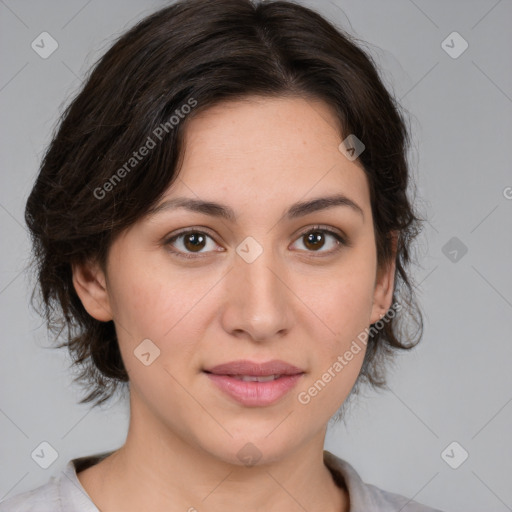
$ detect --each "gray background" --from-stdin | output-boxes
[1,1,511,511]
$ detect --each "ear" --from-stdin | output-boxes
[369,231,398,324]
[71,259,113,322]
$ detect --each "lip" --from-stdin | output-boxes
[204,359,305,407]
[205,359,304,376]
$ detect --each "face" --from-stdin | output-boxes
[74,95,395,465]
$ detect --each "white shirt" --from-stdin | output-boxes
[0,450,444,511]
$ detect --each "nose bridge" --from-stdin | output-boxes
[222,235,292,340]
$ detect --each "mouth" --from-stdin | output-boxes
[222,374,284,382]
[203,360,305,407]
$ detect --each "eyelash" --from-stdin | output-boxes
[163,225,348,260]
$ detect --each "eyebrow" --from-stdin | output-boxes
[148,193,364,222]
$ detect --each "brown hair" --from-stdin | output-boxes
[25,0,423,408]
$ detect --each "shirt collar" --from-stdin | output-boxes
[59,449,371,511]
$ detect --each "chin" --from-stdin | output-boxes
[198,427,302,468]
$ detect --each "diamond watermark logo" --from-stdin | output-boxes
[31,441,59,469]
[441,32,468,59]
[236,442,262,466]
[134,338,161,366]
[31,32,59,59]
[236,236,263,263]
[441,441,468,469]
[442,236,468,263]
[338,134,365,161]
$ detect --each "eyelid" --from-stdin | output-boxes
[294,224,348,245]
[165,226,217,240]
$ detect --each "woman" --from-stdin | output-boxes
[1,0,443,510]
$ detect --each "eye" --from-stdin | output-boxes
[164,229,222,259]
[164,225,348,260]
[290,225,347,255]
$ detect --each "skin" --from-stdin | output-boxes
[72,95,396,512]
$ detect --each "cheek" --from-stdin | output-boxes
[107,250,207,342]
[293,248,376,406]
[301,256,376,339]
[295,269,372,414]
[107,275,163,342]
[109,267,201,399]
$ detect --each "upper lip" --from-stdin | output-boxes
[204,360,304,376]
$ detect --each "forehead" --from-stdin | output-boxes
[182,95,343,162]
[168,95,370,216]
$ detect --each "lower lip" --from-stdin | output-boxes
[205,373,304,406]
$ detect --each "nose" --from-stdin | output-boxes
[220,241,294,343]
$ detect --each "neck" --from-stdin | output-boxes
[78,393,348,512]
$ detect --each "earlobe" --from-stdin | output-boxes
[370,231,398,324]
[71,260,113,322]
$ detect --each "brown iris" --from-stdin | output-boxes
[303,231,326,251]
[183,232,207,252]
